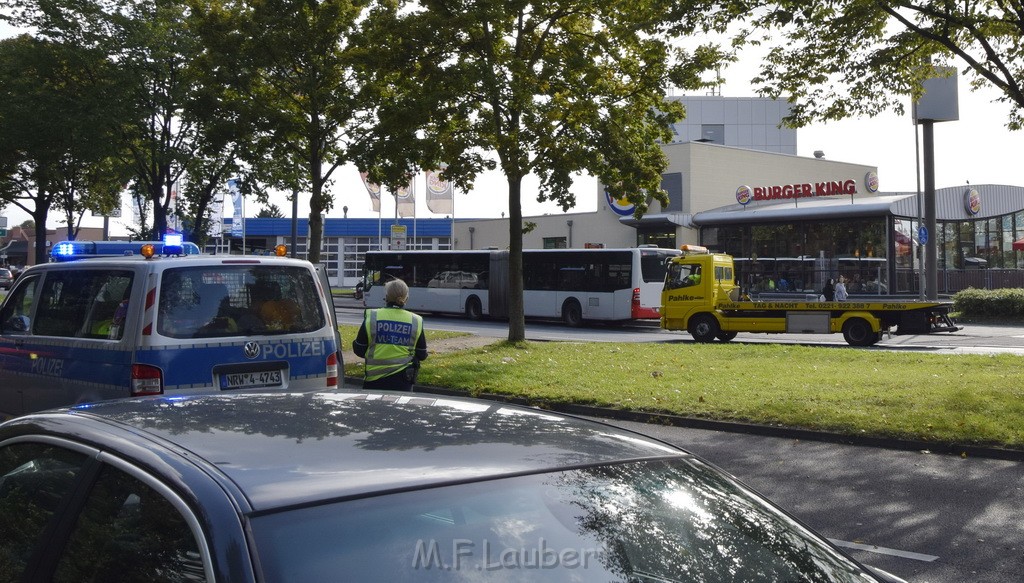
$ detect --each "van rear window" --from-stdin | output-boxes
[157,266,326,339]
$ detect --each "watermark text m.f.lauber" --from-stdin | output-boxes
[412,538,605,571]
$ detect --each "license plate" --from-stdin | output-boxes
[221,369,283,390]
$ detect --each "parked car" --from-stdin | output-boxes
[0,391,908,582]
[0,268,12,290]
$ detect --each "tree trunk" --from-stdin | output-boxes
[149,179,168,240]
[308,169,324,264]
[507,175,525,342]
[31,205,49,266]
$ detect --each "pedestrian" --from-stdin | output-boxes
[821,278,835,301]
[353,279,428,391]
[834,275,849,301]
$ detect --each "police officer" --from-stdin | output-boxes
[353,279,428,391]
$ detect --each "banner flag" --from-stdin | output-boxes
[167,179,181,232]
[209,189,224,238]
[425,167,453,214]
[360,172,382,212]
[397,175,416,218]
[228,178,243,237]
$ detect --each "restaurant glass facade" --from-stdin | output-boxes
[701,209,1024,296]
[701,218,890,295]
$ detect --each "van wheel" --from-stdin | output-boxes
[689,314,719,343]
[562,299,583,327]
[465,296,483,320]
[716,331,737,342]
[842,318,876,347]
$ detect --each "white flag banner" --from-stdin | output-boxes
[167,179,181,232]
[360,172,382,212]
[425,168,453,214]
[209,190,224,238]
[396,176,416,218]
[228,178,243,236]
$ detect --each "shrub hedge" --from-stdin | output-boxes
[953,287,1024,319]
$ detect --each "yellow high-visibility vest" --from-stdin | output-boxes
[363,307,423,382]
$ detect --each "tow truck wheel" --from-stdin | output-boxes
[688,314,720,343]
[716,331,738,342]
[842,318,876,347]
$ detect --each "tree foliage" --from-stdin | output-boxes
[7,0,253,245]
[353,0,730,340]
[743,0,1024,129]
[0,35,129,262]
[256,203,284,218]
[193,0,374,264]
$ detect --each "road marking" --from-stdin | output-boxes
[829,539,939,562]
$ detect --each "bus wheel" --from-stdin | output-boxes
[562,300,583,327]
[465,296,483,320]
[842,318,876,347]
[688,314,719,343]
[716,331,737,342]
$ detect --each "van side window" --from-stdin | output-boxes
[0,276,39,334]
[33,271,135,339]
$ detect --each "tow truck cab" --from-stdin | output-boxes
[661,246,737,331]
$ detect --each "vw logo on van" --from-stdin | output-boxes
[244,341,262,360]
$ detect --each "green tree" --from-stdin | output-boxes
[256,203,284,218]
[8,0,250,245]
[353,0,728,341]
[197,0,373,264]
[744,1,1024,129]
[0,35,129,262]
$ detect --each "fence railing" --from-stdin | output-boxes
[895,269,1024,295]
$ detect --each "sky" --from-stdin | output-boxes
[1,22,1021,235]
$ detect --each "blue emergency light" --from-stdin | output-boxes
[51,238,201,261]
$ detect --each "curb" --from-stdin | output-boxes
[343,378,1024,463]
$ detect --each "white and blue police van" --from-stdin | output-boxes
[0,237,343,419]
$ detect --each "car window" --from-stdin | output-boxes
[157,265,326,339]
[32,270,135,339]
[0,275,39,334]
[251,458,878,583]
[0,442,91,583]
[52,463,207,583]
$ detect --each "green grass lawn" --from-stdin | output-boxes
[402,340,1024,449]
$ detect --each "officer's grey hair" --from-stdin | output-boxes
[384,279,410,306]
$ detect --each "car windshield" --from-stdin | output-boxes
[157,265,326,339]
[251,458,877,583]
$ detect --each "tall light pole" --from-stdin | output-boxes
[913,66,959,301]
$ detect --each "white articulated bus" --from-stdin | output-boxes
[362,247,680,326]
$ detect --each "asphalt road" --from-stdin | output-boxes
[596,418,1024,583]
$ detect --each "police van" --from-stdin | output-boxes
[0,238,343,419]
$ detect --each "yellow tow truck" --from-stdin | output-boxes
[661,246,962,346]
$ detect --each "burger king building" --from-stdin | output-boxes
[455,96,1024,295]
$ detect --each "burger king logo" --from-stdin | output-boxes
[864,171,879,193]
[964,188,981,215]
[605,189,635,216]
[736,185,752,205]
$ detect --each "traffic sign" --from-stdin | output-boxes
[390,224,407,251]
[0,229,7,237]
[918,226,929,245]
